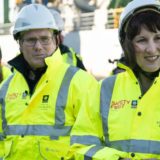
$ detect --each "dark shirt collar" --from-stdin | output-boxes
[8,54,47,95]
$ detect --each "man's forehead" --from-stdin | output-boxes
[21,29,53,37]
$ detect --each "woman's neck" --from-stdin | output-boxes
[134,65,159,95]
[138,72,154,95]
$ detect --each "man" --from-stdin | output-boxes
[49,8,86,70]
[0,4,98,160]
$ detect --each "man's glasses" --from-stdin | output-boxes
[21,36,54,47]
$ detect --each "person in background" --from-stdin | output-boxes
[0,47,12,83]
[49,8,86,70]
[68,0,160,159]
[109,53,126,75]
[0,4,98,160]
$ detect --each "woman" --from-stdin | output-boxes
[68,0,160,159]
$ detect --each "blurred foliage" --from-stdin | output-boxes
[108,0,132,9]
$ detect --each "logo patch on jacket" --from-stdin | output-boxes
[42,95,49,103]
[7,92,21,100]
[131,100,137,108]
[111,100,130,109]
[22,91,28,99]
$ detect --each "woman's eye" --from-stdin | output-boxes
[136,39,146,43]
[155,36,160,40]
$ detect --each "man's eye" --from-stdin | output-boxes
[41,37,49,42]
[27,38,36,43]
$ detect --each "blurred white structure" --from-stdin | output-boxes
[0,0,4,23]
[0,29,122,79]
[0,0,123,79]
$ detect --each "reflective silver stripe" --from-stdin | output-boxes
[100,75,116,144]
[0,74,15,133]
[84,146,104,160]
[71,135,102,145]
[71,76,116,158]
[0,133,4,140]
[5,125,72,136]
[108,139,160,154]
[55,66,79,126]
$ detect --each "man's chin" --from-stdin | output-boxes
[31,63,46,70]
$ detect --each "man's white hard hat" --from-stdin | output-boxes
[13,4,58,36]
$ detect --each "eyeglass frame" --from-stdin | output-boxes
[20,36,55,47]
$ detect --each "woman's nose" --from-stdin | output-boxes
[145,41,158,54]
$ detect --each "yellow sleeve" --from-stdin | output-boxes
[66,81,128,160]
[0,102,4,157]
[2,66,12,81]
[69,145,127,160]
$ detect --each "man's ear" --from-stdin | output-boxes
[18,40,23,54]
[55,34,61,46]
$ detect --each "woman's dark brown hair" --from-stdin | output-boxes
[122,10,160,69]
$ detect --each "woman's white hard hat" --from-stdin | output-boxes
[13,4,58,35]
[119,0,160,44]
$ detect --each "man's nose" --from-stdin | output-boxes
[34,40,43,48]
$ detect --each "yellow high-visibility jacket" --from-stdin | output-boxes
[0,48,98,160]
[69,66,160,160]
[110,57,127,75]
[2,66,12,81]
[60,44,86,71]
